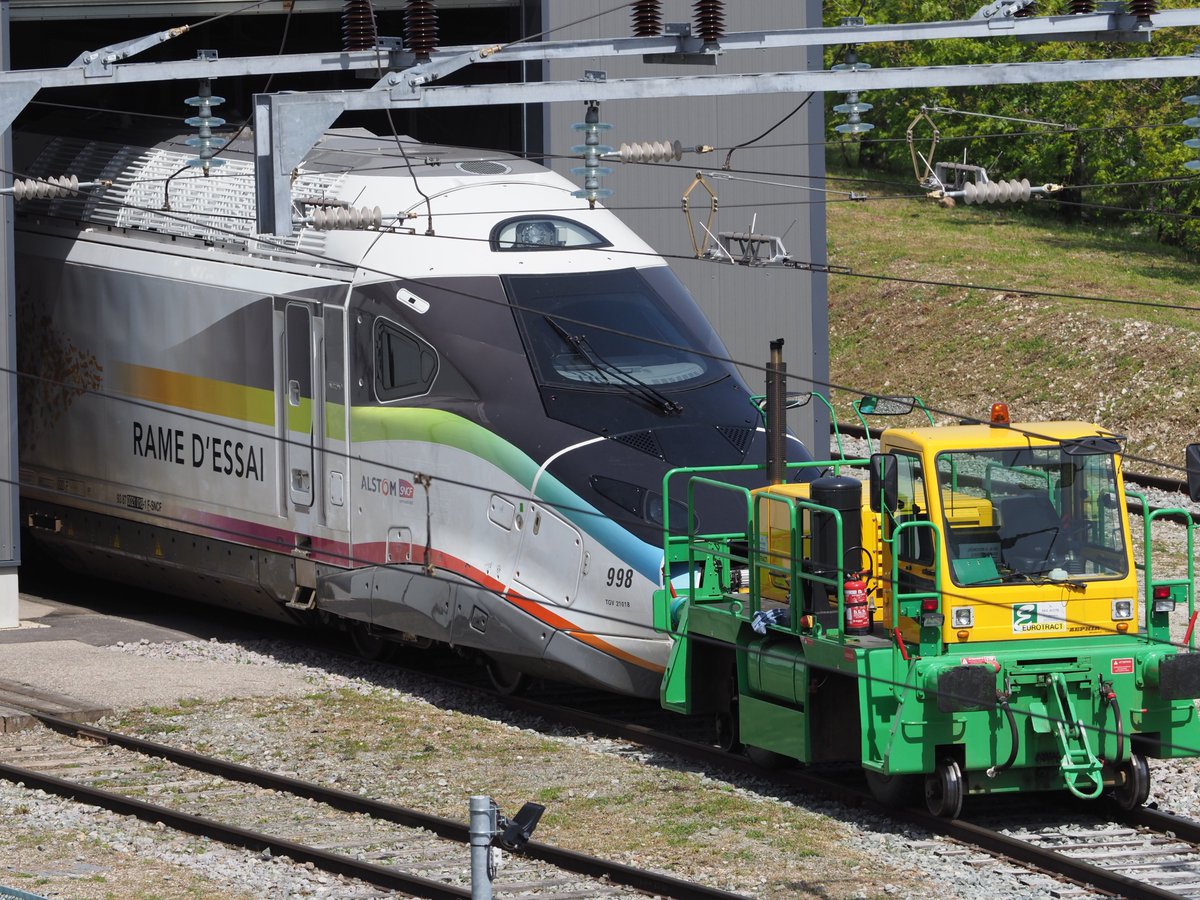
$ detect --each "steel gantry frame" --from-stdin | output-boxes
[2,9,1200,230]
[1,4,1200,623]
[251,7,1200,234]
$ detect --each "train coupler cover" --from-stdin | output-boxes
[1154,651,1200,701]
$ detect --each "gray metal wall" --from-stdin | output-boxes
[541,0,828,450]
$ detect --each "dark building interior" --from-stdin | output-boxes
[9,3,541,156]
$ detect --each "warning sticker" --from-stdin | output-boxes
[961,656,999,670]
[1012,601,1067,634]
[1111,657,1134,675]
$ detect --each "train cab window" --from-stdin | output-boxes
[505,268,724,395]
[936,445,1127,585]
[374,319,438,401]
[491,216,610,251]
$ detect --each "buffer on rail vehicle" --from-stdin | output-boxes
[654,343,1200,818]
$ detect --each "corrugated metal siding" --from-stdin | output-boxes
[542,0,828,449]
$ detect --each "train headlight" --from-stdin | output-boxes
[1111,598,1134,621]
[951,606,974,628]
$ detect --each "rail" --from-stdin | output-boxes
[8,711,748,900]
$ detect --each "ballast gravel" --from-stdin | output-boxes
[0,634,1176,900]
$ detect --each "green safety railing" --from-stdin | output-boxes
[887,518,944,660]
[657,459,868,636]
[1131,490,1198,650]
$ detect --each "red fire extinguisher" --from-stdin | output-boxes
[844,571,871,635]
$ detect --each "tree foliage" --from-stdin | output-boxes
[825,0,1200,251]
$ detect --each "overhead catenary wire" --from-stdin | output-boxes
[37,90,1200,203]
[10,161,1200,480]
[186,0,275,31]
[498,0,641,50]
[25,160,1200,331]
[6,140,1196,436]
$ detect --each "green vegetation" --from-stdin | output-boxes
[824,0,1200,252]
[825,179,1200,473]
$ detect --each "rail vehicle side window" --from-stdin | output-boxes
[894,452,933,565]
[374,319,437,401]
[490,216,610,251]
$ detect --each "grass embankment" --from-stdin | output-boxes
[825,181,1200,476]
[107,689,913,899]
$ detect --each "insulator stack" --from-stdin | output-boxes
[693,0,725,45]
[1068,0,1095,13]
[184,79,227,175]
[631,1,663,36]
[341,0,379,51]
[9,174,79,201]
[962,178,1033,204]
[616,140,683,164]
[308,205,384,230]
[1127,0,1155,20]
[1014,1,1037,16]
[405,0,439,61]
[570,101,615,208]
[1182,95,1200,170]
[831,49,874,136]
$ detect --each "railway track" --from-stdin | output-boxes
[11,564,1200,898]
[0,710,749,900]
[478,674,1200,900]
[8,630,1200,898]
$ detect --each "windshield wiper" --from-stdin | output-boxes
[543,316,684,416]
[1002,568,1087,590]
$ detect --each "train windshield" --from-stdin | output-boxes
[504,267,729,395]
[935,444,1127,585]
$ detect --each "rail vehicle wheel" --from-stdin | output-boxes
[485,658,530,696]
[714,709,740,753]
[925,758,965,819]
[1110,753,1150,811]
[864,770,920,808]
[714,667,741,752]
[348,622,394,662]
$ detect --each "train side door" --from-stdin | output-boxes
[322,308,350,538]
[283,302,317,512]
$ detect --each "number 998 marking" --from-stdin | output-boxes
[606,567,634,588]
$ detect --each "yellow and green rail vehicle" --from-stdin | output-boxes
[655,392,1200,817]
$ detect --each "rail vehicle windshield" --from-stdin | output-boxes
[934,444,1128,586]
[504,267,730,396]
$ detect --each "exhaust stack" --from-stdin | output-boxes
[766,338,786,485]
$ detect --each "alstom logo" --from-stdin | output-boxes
[361,475,415,500]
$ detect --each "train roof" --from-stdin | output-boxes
[880,421,1123,453]
[11,121,640,271]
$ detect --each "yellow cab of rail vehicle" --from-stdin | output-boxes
[878,406,1138,648]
